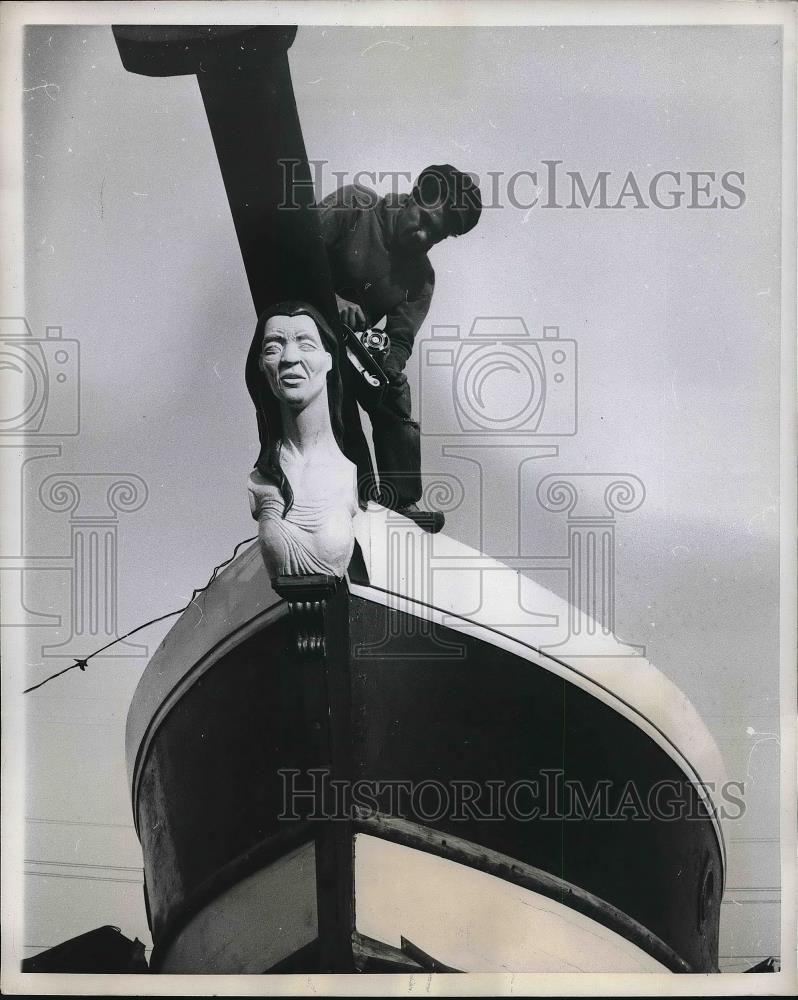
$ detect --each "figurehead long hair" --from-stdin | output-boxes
[246,301,344,515]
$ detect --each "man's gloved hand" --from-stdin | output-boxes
[337,297,367,332]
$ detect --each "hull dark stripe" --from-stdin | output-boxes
[148,824,314,972]
[354,581,726,873]
[129,599,285,833]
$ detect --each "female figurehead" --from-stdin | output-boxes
[245,302,357,580]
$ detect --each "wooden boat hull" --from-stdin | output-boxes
[131,572,723,973]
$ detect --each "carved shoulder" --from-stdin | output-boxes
[247,469,282,520]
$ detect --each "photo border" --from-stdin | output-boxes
[1,1,795,996]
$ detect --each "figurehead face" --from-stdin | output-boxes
[246,301,345,508]
[259,312,333,410]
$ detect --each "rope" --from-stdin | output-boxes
[23,536,257,695]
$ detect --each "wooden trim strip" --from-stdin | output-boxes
[353,812,693,974]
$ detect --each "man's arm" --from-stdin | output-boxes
[317,184,380,330]
[383,270,435,370]
[337,294,367,332]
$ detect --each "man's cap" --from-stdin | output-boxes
[413,164,482,237]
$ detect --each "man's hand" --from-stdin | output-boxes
[338,298,367,332]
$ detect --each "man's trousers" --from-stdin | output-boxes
[355,356,422,508]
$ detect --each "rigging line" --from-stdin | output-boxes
[720,900,780,905]
[24,870,143,884]
[25,944,153,953]
[25,859,143,871]
[26,817,134,829]
[23,535,257,695]
[725,886,781,892]
[23,662,79,694]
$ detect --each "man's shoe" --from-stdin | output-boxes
[394,503,445,534]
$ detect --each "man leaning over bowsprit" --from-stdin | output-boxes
[317,164,482,533]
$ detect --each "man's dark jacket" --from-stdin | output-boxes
[317,183,434,366]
